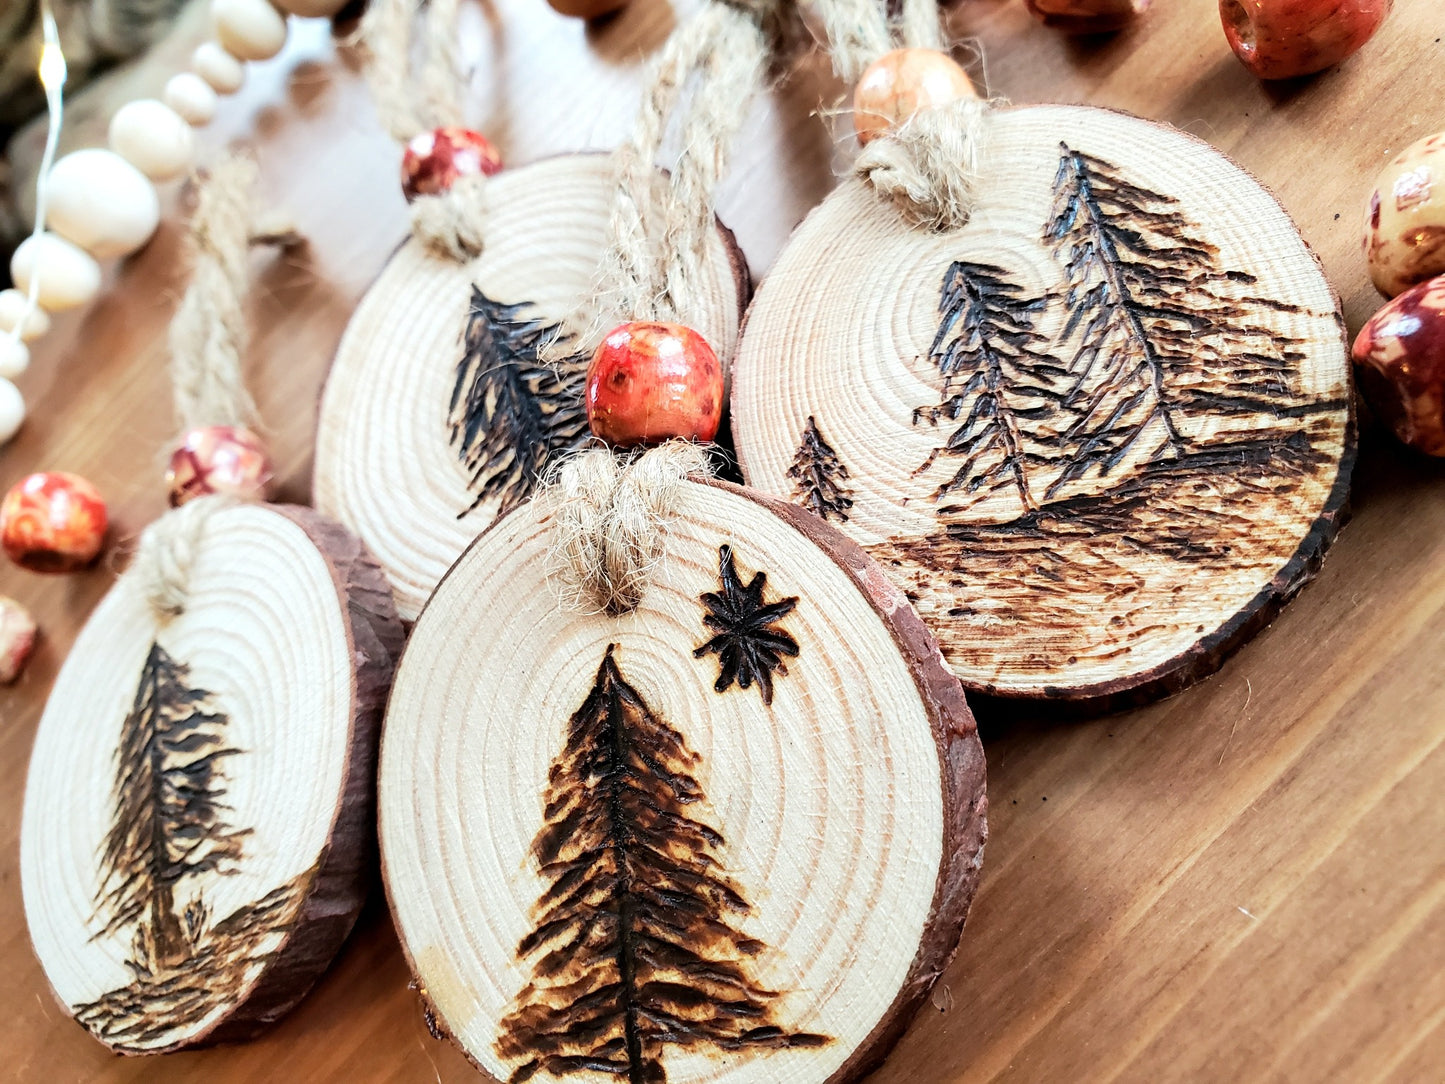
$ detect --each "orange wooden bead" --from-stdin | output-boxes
[586,322,723,447]
[1220,0,1390,81]
[1,471,108,573]
[852,48,977,147]
[1025,0,1151,33]
[546,0,627,19]
[1365,131,1445,298]
[165,425,273,507]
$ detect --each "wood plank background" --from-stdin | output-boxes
[2,0,1442,1080]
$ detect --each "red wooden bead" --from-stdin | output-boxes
[0,595,37,684]
[1352,274,1445,456]
[1,471,109,573]
[401,127,503,202]
[165,425,273,507]
[586,322,723,448]
[1219,0,1391,81]
[1024,0,1151,34]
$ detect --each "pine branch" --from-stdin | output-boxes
[447,287,591,519]
[786,416,854,523]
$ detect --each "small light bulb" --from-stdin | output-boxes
[39,41,67,91]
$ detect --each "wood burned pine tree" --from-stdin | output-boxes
[94,642,248,975]
[913,260,1072,513]
[496,644,828,1083]
[786,416,854,522]
[448,286,591,518]
[1043,142,1307,498]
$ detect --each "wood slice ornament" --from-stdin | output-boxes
[379,474,987,1083]
[314,153,747,620]
[732,104,1354,703]
[21,503,403,1052]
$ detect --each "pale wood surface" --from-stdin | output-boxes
[378,478,985,1081]
[0,0,1442,1080]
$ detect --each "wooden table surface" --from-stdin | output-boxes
[3,0,1443,1080]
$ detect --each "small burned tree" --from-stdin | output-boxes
[786,416,854,522]
[914,260,1069,513]
[447,286,591,519]
[95,642,248,974]
[496,644,828,1083]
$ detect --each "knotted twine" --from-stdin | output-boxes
[359,0,490,260]
[133,155,264,621]
[543,0,792,616]
[819,0,991,231]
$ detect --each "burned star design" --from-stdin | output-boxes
[694,545,800,706]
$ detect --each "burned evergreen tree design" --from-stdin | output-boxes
[496,644,828,1083]
[76,642,311,1051]
[877,140,1349,677]
[913,260,1071,513]
[447,286,590,519]
[786,416,854,522]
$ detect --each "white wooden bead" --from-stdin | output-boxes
[109,99,195,181]
[0,378,25,445]
[0,290,50,342]
[271,0,349,15]
[10,233,103,312]
[45,148,161,260]
[192,41,246,93]
[0,339,29,380]
[164,73,219,126]
[212,0,288,61]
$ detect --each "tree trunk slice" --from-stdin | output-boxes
[378,477,987,1084]
[20,503,404,1054]
[731,105,1354,705]
[314,153,750,622]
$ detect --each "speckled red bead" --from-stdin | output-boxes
[0,595,37,683]
[1352,274,1445,456]
[401,127,503,202]
[1,471,108,573]
[1219,0,1391,81]
[165,425,273,507]
[1025,0,1151,34]
[586,322,723,447]
[1365,131,1445,298]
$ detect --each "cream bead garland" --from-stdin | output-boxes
[11,233,102,312]
[0,290,51,341]
[3,0,299,446]
[45,148,161,259]
[192,42,247,93]
[213,0,289,61]
[109,99,195,180]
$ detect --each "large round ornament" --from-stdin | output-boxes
[732,105,1353,704]
[315,153,748,620]
[379,478,987,1082]
[21,504,403,1052]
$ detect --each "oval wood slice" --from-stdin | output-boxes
[379,478,987,1083]
[315,153,750,621]
[732,105,1354,704]
[20,503,404,1053]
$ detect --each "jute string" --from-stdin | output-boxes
[548,443,713,616]
[359,0,489,260]
[820,0,992,231]
[139,154,266,621]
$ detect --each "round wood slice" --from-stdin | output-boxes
[314,153,750,621]
[20,503,404,1054]
[378,477,987,1083]
[732,104,1354,704]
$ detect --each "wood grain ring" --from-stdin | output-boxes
[378,478,987,1083]
[314,153,750,621]
[20,504,403,1053]
[732,104,1354,705]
